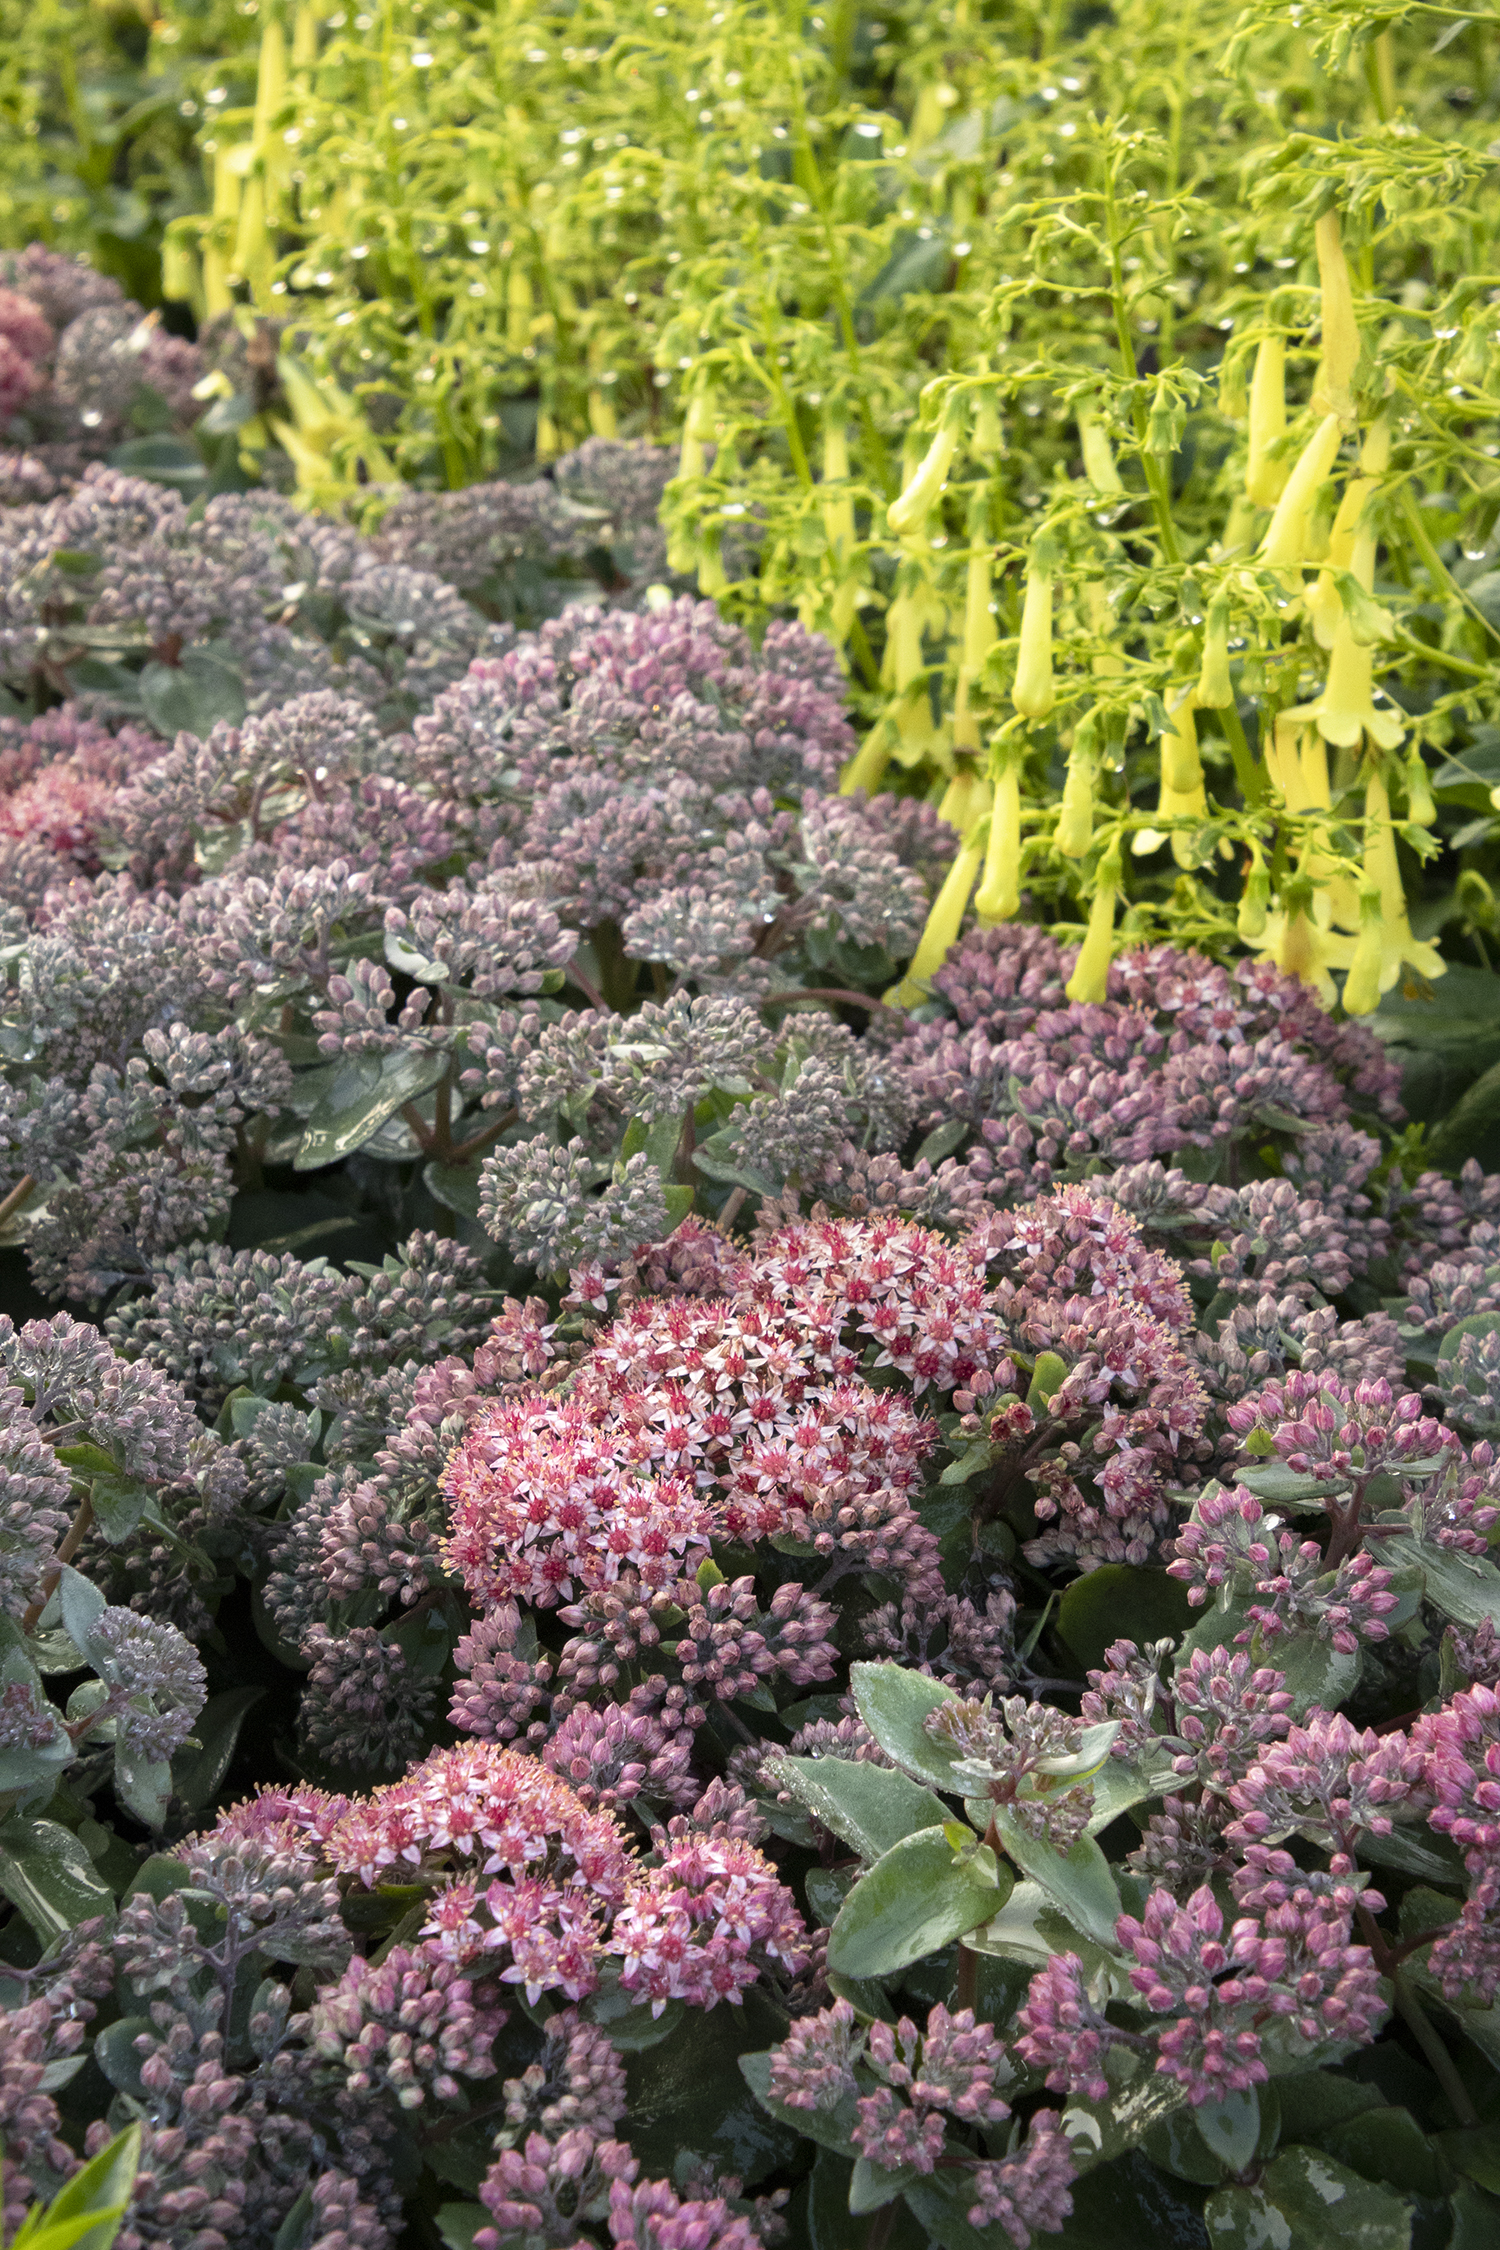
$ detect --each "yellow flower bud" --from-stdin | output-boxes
[1013,548,1055,720]
[886,411,960,538]
[1196,597,1233,708]
[251,20,288,154]
[1258,414,1345,571]
[588,387,619,440]
[975,758,1021,924]
[1246,333,1288,507]
[1405,749,1436,828]
[1077,409,1123,495]
[292,3,320,70]
[972,389,1004,462]
[507,264,534,355]
[1237,848,1271,941]
[1057,715,1097,859]
[231,174,272,303]
[1312,210,1359,420]
[1159,691,1205,867]
[161,235,198,308]
[1065,847,1121,1004]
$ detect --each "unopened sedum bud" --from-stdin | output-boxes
[1312,209,1360,420]
[1197,597,1233,708]
[1342,887,1385,1017]
[1065,845,1121,1004]
[1013,542,1056,719]
[1077,408,1123,494]
[1258,414,1344,571]
[1057,713,1097,859]
[1246,333,1288,507]
[887,406,961,537]
[1237,847,1271,941]
[975,756,1021,924]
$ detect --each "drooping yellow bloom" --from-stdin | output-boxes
[1237,846,1271,941]
[1246,333,1288,508]
[975,754,1021,925]
[1013,544,1056,720]
[887,407,962,538]
[888,785,992,1004]
[1360,766,1445,993]
[1057,712,1097,859]
[1341,887,1386,1017]
[1260,877,1357,1006]
[1134,691,1206,868]
[1064,844,1122,1004]
[1258,414,1345,572]
[1312,210,1360,421]
[1077,409,1123,494]
[1197,596,1233,708]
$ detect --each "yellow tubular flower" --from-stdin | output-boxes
[936,765,984,833]
[1197,596,1233,708]
[886,409,961,537]
[251,20,288,151]
[1077,409,1123,494]
[841,717,896,799]
[975,756,1021,924]
[1405,749,1436,828]
[292,3,320,70]
[161,235,198,308]
[1313,210,1360,421]
[1065,845,1122,1004]
[1246,333,1288,507]
[888,788,992,1004]
[972,387,1004,463]
[1362,767,1445,992]
[1057,713,1098,859]
[588,387,618,440]
[1013,545,1056,719]
[231,175,272,304]
[1258,414,1345,571]
[1341,887,1386,1016]
[1160,691,1206,868]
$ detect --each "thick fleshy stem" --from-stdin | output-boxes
[22,1493,94,1635]
[1393,1972,1479,2128]
[0,1174,36,1230]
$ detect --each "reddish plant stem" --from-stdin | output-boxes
[22,1493,95,1635]
[0,1173,37,1230]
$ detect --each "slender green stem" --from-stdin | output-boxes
[1219,702,1267,807]
[1393,1973,1479,2129]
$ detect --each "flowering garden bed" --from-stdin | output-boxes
[2,3,1500,2247]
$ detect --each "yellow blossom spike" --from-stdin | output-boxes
[1013,542,1056,719]
[1312,210,1360,420]
[1246,333,1288,507]
[975,755,1021,924]
[1065,845,1122,1004]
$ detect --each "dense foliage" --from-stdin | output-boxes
[1,5,1500,2250]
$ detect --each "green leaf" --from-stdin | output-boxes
[108,431,210,496]
[13,2121,140,2250]
[1438,2130,1500,2195]
[170,1686,264,1815]
[622,1995,801,2185]
[990,1814,1122,1951]
[1235,1462,1343,1506]
[89,1474,153,1546]
[1430,1054,1500,1172]
[826,1825,1007,1978]
[423,1160,483,1220]
[0,1816,115,1940]
[432,2207,487,2250]
[1440,1312,1500,1360]
[137,646,246,741]
[112,1745,173,1830]
[295,1047,449,1171]
[1259,1627,1362,1719]
[849,2155,918,2213]
[1449,2182,1500,2250]
[58,1566,106,1657]
[767,1755,952,1863]
[1204,2146,1411,2249]
[578,1964,685,2052]
[850,1661,963,1789]
[1381,1528,1500,1632]
[1057,1567,1194,1673]
[93,2017,154,2099]
[1312,2106,1440,2198]
[903,2168,997,2250]
[1194,2089,1260,2174]
[740,2050,858,2157]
